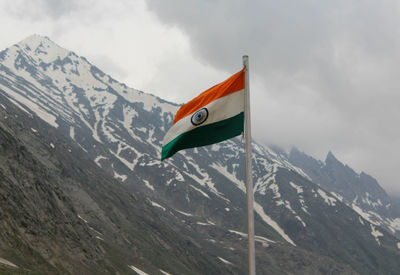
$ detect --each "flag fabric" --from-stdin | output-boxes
[161,68,245,160]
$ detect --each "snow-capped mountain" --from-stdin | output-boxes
[289,148,400,237]
[0,35,399,274]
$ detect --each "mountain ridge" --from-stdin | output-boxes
[0,35,399,274]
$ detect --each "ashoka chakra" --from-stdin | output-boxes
[191,108,209,126]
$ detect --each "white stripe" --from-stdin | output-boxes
[163,89,244,145]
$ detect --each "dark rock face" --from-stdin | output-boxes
[0,35,399,274]
[0,107,103,274]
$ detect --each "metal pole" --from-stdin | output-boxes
[243,55,256,275]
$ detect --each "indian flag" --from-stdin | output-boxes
[161,68,245,160]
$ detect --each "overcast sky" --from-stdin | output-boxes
[1,0,399,196]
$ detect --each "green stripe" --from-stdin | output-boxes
[161,112,244,160]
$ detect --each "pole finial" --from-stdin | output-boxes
[243,55,249,70]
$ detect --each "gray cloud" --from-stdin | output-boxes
[146,0,400,195]
[3,0,81,21]
[41,0,80,18]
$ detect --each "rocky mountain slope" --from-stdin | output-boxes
[0,35,399,274]
[0,93,243,274]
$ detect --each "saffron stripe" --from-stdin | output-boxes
[173,69,245,124]
[161,112,244,160]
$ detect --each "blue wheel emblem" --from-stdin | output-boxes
[191,108,209,126]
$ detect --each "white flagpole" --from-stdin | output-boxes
[243,55,256,275]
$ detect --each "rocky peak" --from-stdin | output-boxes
[13,34,71,64]
[325,151,340,165]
